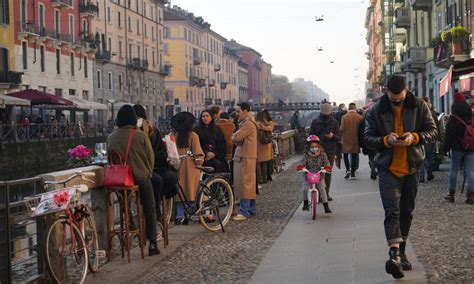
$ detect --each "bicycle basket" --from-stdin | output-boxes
[24,187,80,218]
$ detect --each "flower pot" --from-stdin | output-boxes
[452,41,462,55]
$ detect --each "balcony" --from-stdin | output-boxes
[0,71,23,86]
[198,78,206,88]
[394,7,410,28]
[141,59,149,70]
[159,65,171,76]
[215,98,222,105]
[51,0,73,9]
[220,82,228,90]
[435,40,472,68]
[214,64,221,72]
[402,47,426,72]
[16,22,38,41]
[193,55,201,65]
[208,79,216,87]
[79,3,99,18]
[205,98,213,106]
[394,28,406,43]
[96,50,111,63]
[189,76,199,87]
[410,0,431,11]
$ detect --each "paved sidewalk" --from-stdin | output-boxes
[250,156,427,283]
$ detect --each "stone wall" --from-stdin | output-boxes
[0,137,106,180]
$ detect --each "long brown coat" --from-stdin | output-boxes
[177,132,204,201]
[257,120,275,162]
[216,118,235,161]
[232,113,257,200]
[340,110,363,154]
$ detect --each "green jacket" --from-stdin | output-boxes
[290,114,302,129]
[107,126,154,182]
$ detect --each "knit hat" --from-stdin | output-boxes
[453,93,467,103]
[116,105,137,128]
[133,104,147,119]
[170,111,196,131]
[321,103,333,115]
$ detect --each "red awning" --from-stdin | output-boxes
[6,89,73,106]
[459,73,474,92]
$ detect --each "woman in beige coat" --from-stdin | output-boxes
[256,110,275,183]
[170,112,204,225]
[232,102,258,221]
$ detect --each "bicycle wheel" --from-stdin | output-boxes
[82,207,100,273]
[156,196,174,242]
[198,177,234,232]
[311,191,317,220]
[46,218,88,284]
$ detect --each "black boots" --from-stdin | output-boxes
[385,247,404,279]
[466,192,474,204]
[399,242,412,271]
[149,240,160,256]
[302,200,309,211]
[323,202,332,213]
[444,190,455,203]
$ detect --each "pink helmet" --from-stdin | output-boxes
[306,135,320,143]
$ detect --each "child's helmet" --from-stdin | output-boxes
[306,135,320,143]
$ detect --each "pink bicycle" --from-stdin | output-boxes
[297,165,332,220]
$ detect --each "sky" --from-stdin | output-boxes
[170,0,370,105]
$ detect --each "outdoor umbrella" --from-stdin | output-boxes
[5,89,74,106]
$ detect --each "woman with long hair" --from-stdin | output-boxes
[256,109,275,183]
[194,110,227,172]
[170,112,204,224]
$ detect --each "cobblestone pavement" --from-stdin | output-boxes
[410,162,474,282]
[137,157,303,283]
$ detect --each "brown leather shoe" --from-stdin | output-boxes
[444,190,455,203]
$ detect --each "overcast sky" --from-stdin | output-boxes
[170,0,369,105]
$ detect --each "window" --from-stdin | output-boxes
[20,0,26,25]
[108,37,112,51]
[152,50,155,65]
[143,2,147,17]
[152,26,155,40]
[136,0,139,13]
[128,43,132,59]
[119,40,122,57]
[136,19,140,34]
[82,90,89,100]
[56,49,60,74]
[0,48,8,82]
[96,0,99,17]
[84,56,88,78]
[69,89,76,96]
[144,48,148,60]
[137,46,140,59]
[54,88,62,97]
[128,16,131,31]
[54,10,60,33]
[164,27,170,38]
[97,70,102,88]
[40,46,45,72]
[128,0,131,9]
[107,6,111,22]
[108,72,112,90]
[184,28,187,40]
[163,43,168,55]
[70,53,74,76]
[69,15,74,39]
[22,42,27,69]
[118,11,121,27]
[118,74,123,91]
[38,4,45,31]
[144,24,147,37]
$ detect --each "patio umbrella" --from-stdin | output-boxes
[5,89,73,106]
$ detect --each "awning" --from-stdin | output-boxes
[6,89,73,106]
[453,59,474,79]
[459,73,474,92]
[112,102,133,110]
[67,97,108,110]
[0,94,31,108]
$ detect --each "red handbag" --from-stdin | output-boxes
[103,129,135,187]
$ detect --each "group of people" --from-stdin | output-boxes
[106,102,276,256]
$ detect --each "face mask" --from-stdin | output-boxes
[341,107,347,112]
[310,147,319,154]
[137,118,144,128]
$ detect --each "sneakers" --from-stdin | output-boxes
[399,242,412,271]
[350,172,356,180]
[302,200,309,211]
[444,190,455,203]
[232,214,248,221]
[344,171,351,179]
[385,247,404,279]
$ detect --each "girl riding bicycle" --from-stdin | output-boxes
[301,135,332,214]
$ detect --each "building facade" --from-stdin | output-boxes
[91,0,168,122]
[237,59,248,102]
[260,60,272,104]
[365,0,383,98]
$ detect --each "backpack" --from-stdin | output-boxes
[451,114,474,151]
[258,129,272,144]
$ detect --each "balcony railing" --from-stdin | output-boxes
[215,98,222,105]
[193,55,201,65]
[410,0,431,11]
[220,82,228,90]
[394,7,410,28]
[208,79,216,87]
[214,64,221,72]
[0,71,23,85]
[96,50,111,62]
[198,78,206,88]
[434,40,472,68]
[79,3,99,17]
[141,59,149,70]
[51,0,73,8]
[205,98,213,105]
[159,65,171,76]
[189,76,199,86]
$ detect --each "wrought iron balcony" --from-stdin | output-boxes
[208,79,216,87]
[215,98,222,105]
[51,0,73,9]
[214,64,221,72]
[159,65,171,76]
[205,98,213,105]
[410,0,431,11]
[193,55,201,65]
[394,7,410,28]
[0,71,23,85]
[96,50,111,62]
[79,3,99,18]
[198,78,206,88]
[141,59,149,70]
[189,76,199,86]
[220,82,228,90]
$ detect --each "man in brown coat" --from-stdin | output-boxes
[340,102,363,179]
[232,102,258,221]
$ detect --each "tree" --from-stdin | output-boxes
[269,75,293,103]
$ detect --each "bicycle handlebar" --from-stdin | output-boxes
[43,171,96,186]
[179,151,204,161]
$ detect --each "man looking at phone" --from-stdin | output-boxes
[364,75,437,279]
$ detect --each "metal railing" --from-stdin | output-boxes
[0,122,115,144]
[0,177,46,282]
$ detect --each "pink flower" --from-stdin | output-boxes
[68,145,92,159]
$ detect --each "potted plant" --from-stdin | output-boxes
[66,145,94,168]
[449,26,469,55]
[432,128,446,171]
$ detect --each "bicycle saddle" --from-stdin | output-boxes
[75,184,89,193]
[196,166,214,173]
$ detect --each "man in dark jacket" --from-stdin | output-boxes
[364,75,437,279]
[419,97,440,182]
[309,103,340,201]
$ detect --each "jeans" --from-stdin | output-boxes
[150,173,164,217]
[378,170,418,245]
[449,150,474,193]
[175,202,185,219]
[302,176,328,203]
[239,198,256,217]
[368,153,377,174]
[343,153,359,173]
[419,143,435,179]
[136,179,158,241]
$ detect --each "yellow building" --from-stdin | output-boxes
[260,61,272,104]
[163,6,234,117]
[0,0,20,95]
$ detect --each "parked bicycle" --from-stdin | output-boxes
[272,132,285,173]
[163,151,234,232]
[24,171,105,284]
[297,165,332,220]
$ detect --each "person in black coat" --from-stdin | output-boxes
[358,113,377,180]
[443,93,474,204]
[194,110,228,172]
